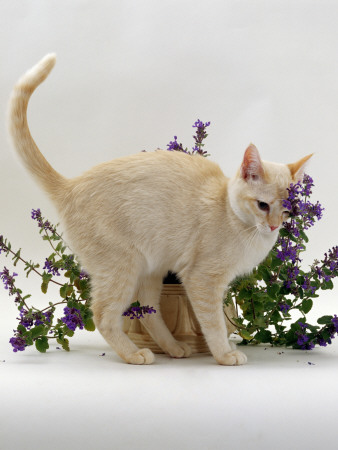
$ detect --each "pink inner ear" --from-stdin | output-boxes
[241,145,264,181]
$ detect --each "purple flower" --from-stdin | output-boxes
[166,119,210,157]
[19,308,34,329]
[332,315,338,333]
[302,174,314,196]
[17,308,52,329]
[279,303,291,313]
[297,334,309,346]
[61,307,84,331]
[43,310,53,324]
[317,247,338,282]
[193,119,211,129]
[284,266,300,288]
[123,303,156,319]
[303,341,315,350]
[31,208,56,233]
[276,239,302,264]
[31,208,42,220]
[79,270,90,280]
[0,267,18,295]
[282,175,324,229]
[317,337,328,347]
[10,335,26,352]
[301,276,310,290]
[43,259,60,276]
[192,119,210,156]
[63,255,74,270]
[166,136,187,153]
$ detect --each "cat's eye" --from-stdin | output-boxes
[257,201,270,212]
[283,210,290,216]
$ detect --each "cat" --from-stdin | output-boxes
[8,54,312,365]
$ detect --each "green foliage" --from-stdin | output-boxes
[1,210,94,353]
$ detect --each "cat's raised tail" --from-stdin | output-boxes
[8,54,67,202]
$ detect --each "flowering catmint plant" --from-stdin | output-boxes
[166,119,210,156]
[0,211,94,353]
[226,174,338,350]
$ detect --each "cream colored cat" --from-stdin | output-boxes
[8,54,312,365]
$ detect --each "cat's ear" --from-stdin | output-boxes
[240,144,265,182]
[287,154,313,182]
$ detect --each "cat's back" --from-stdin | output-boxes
[73,150,226,196]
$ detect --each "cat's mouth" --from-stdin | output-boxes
[258,223,280,235]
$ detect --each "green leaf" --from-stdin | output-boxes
[270,310,282,323]
[79,279,88,290]
[239,329,254,341]
[60,284,70,298]
[253,316,267,327]
[17,324,27,335]
[258,266,272,283]
[41,282,48,294]
[271,255,282,270]
[64,329,74,337]
[31,325,45,339]
[307,323,319,333]
[279,228,289,238]
[317,315,333,325]
[267,284,280,299]
[84,318,96,332]
[254,329,272,343]
[35,336,49,353]
[80,289,90,300]
[57,337,70,351]
[55,242,63,252]
[238,289,252,301]
[299,230,309,243]
[322,279,334,290]
[12,249,21,266]
[301,299,313,314]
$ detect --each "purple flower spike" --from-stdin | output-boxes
[279,303,291,313]
[332,315,338,333]
[61,307,84,331]
[0,267,18,295]
[43,259,60,277]
[31,208,56,233]
[123,302,156,320]
[9,336,26,352]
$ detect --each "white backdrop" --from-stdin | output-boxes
[1,1,338,265]
[1,0,338,310]
[1,3,338,450]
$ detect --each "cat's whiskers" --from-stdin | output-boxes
[243,225,259,254]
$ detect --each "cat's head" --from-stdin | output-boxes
[228,144,312,236]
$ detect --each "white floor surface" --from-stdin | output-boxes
[1,317,337,450]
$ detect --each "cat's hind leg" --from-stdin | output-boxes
[137,275,192,358]
[90,255,155,365]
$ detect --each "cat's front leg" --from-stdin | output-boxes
[182,275,247,366]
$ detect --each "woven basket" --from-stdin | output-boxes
[123,284,237,354]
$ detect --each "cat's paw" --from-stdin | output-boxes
[167,341,192,358]
[126,348,155,365]
[216,350,247,366]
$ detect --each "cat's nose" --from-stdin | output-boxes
[270,225,278,232]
